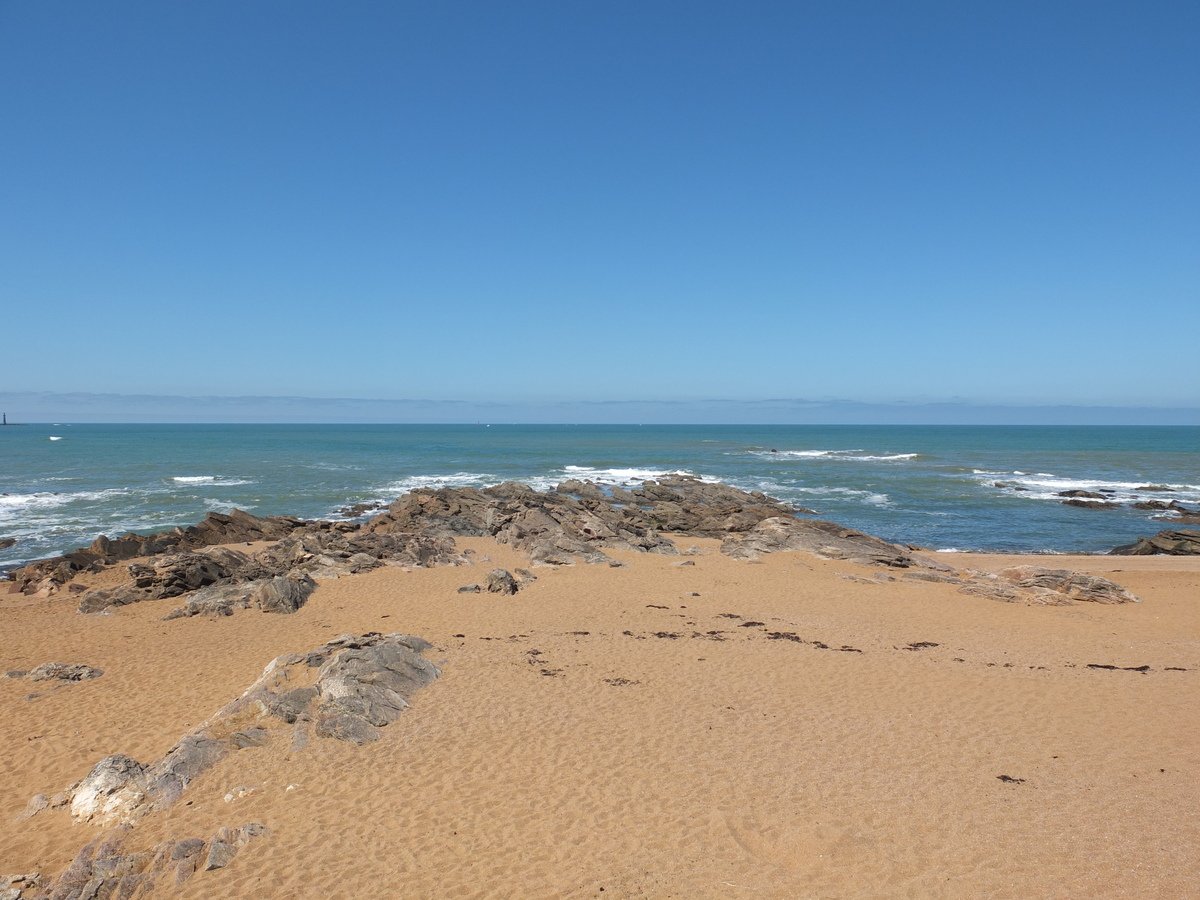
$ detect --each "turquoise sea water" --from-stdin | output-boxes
[1,424,1197,568]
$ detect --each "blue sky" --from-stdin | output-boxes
[1,1,1197,419]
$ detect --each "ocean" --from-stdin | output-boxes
[1,423,1197,569]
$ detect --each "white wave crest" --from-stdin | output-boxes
[979,472,1200,505]
[559,466,705,484]
[380,472,498,495]
[0,489,131,527]
[170,476,255,486]
[791,486,892,506]
[750,449,917,462]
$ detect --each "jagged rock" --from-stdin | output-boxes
[720,517,922,568]
[1061,499,1120,509]
[556,479,607,501]
[314,713,380,745]
[253,572,316,613]
[69,756,147,826]
[1111,529,1200,556]
[364,476,796,565]
[203,839,237,871]
[313,635,439,729]
[164,582,260,618]
[35,634,438,830]
[22,826,266,900]
[1057,490,1106,498]
[7,509,307,595]
[0,537,15,550]
[78,548,251,613]
[84,529,454,616]
[485,568,519,594]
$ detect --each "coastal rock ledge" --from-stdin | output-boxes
[1110,529,1200,556]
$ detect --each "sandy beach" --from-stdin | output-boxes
[2,531,1197,899]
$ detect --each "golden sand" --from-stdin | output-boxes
[2,540,1197,898]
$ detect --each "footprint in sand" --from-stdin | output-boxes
[724,812,875,874]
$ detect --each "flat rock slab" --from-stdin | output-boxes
[3,662,103,682]
[720,517,922,568]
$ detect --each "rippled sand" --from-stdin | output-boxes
[3,540,1197,898]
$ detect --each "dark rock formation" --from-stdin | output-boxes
[77,527,464,615]
[1057,490,1106,499]
[1110,529,1200,556]
[1061,499,1121,509]
[485,568,519,594]
[0,537,15,551]
[7,509,307,596]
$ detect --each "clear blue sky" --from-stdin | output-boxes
[1,1,1196,415]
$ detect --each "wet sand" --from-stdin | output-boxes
[2,540,1197,898]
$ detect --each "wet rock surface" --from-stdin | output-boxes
[26,633,439,828]
[1110,528,1200,556]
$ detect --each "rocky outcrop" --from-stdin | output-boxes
[26,633,438,829]
[18,822,268,900]
[957,566,1141,605]
[7,509,307,596]
[76,527,465,615]
[254,528,467,578]
[3,663,103,682]
[1110,529,1200,556]
[720,517,929,568]
[365,475,798,565]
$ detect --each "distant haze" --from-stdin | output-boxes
[2,392,1196,426]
